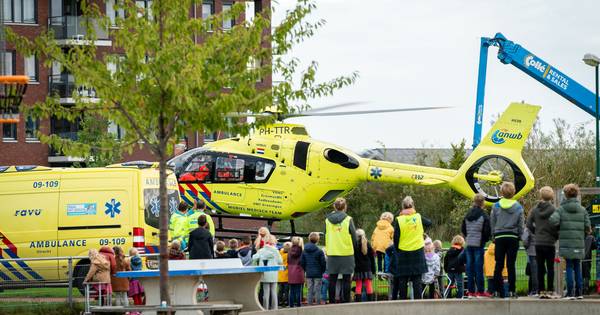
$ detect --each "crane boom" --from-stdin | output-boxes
[473,32,599,148]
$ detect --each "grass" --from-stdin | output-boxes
[0,302,84,315]
[0,288,82,298]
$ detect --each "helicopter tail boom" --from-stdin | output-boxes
[365,103,539,203]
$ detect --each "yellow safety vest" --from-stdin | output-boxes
[187,210,215,237]
[397,213,424,251]
[168,211,187,241]
[325,216,354,256]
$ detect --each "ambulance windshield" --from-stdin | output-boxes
[144,189,180,229]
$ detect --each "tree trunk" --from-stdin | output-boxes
[158,151,171,314]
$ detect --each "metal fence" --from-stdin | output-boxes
[0,254,158,313]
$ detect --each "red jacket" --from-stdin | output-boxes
[99,246,117,275]
[287,245,305,284]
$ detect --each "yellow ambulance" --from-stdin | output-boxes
[0,162,179,290]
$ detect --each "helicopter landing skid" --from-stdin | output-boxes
[213,213,309,238]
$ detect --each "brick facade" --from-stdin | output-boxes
[0,0,271,166]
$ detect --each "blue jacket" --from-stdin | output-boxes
[385,245,399,276]
[300,243,326,278]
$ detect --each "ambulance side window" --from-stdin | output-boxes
[215,156,245,182]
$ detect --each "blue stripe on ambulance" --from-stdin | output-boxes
[0,260,27,280]
[3,248,43,280]
[0,269,12,281]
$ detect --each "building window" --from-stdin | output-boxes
[1,51,16,75]
[202,1,214,31]
[222,2,234,30]
[24,55,38,82]
[25,116,39,141]
[135,0,153,20]
[3,123,17,141]
[3,0,37,24]
[106,0,125,26]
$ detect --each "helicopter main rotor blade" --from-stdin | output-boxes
[285,106,450,118]
[300,101,368,113]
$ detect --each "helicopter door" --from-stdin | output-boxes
[293,141,310,171]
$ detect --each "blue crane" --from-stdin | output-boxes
[473,32,599,148]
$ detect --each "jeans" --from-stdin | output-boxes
[289,284,302,307]
[527,255,538,294]
[114,292,129,306]
[565,259,583,297]
[448,272,464,298]
[306,278,322,305]
[328,274,352,303]
[262,282,278,310]
[377,251,385,273]
[494,237,519,296]
[465,246,485,293]
[535,245,555,292]
[321,277,329,302]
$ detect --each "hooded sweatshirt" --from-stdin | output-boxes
[371,219,394,253]
[84,254,111,284]
[490,199,524,239]
[301,242,326,278]
[252,245,283,283]
[526,201,558,246]
[549,198,591,259]
[461,207,491,247]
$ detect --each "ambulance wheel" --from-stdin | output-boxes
[73,260,90,295]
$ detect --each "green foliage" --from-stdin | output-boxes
[73,115,122,167]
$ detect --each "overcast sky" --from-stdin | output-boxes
[271,0,600,152]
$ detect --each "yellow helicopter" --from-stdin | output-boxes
[169,102,539,233]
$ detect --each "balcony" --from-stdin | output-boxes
[48,123,84,165]
[48,16,111,46]
[48,74,99,104]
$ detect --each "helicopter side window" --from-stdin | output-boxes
[215,156,245,182]
[255,160,275,181]
[178,154,213,183]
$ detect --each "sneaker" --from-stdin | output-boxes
[561,296,575,300]
[477,292,493,298]
[576,296,583,300]
[466,292,477,299]
[508,292,518,299]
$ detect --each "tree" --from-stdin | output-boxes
[73,114,123,167]
[8,0,357,307]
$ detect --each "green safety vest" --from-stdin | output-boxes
[325,216,354,256]
[186,210,215,237]
[397,213,424,251]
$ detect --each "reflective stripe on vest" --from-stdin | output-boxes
[325,216,354,256]
[397,213,424,251]
[186,211,215,237]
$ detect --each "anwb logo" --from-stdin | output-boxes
[491,129,523,145]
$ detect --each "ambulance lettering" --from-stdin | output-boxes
[14,209,42,216]
[29,239,87,248]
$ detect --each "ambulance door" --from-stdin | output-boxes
[0,171,59,283]
[57,171,133,280]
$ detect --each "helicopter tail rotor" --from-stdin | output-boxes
[449,102,540,203]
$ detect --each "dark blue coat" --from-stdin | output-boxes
[300,243,326,279]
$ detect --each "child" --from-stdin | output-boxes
[83,249,111,305]
[422,237,441,299]
[433,240,443,255]
[384,241,397,300]
[583,232,596,295]
[128,248,145,306]
[215,240,228,259]
[432,239,444,295]
[443,235,465,298]
[371,212,394,273]
[522,227,538,296]
[354,229,376,302]
[484,242,507,296]
[321,248,329,304]
[255,227,271,250]
[287,237,304,307]
[112,246,131,306]
[278,242,291,307]
[301,232,327,305]
[226,239,239,258]
[252,235,283,310]
[168,240,186,260]
[237,236,254,266]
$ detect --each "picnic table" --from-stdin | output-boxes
[116,259,283,315]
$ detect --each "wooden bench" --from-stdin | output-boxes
[89,303,243,315]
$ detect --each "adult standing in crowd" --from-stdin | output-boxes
[169,202,190,248]
[392,196,432,300]
[461,193,491,297]
[550,184,591,299]
[325,198,357,304]
[188,200,215,237]
[188,215,214,259]
[526,186,558,297]
[490,182,524,298]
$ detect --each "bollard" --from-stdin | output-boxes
[67,257,73,308]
